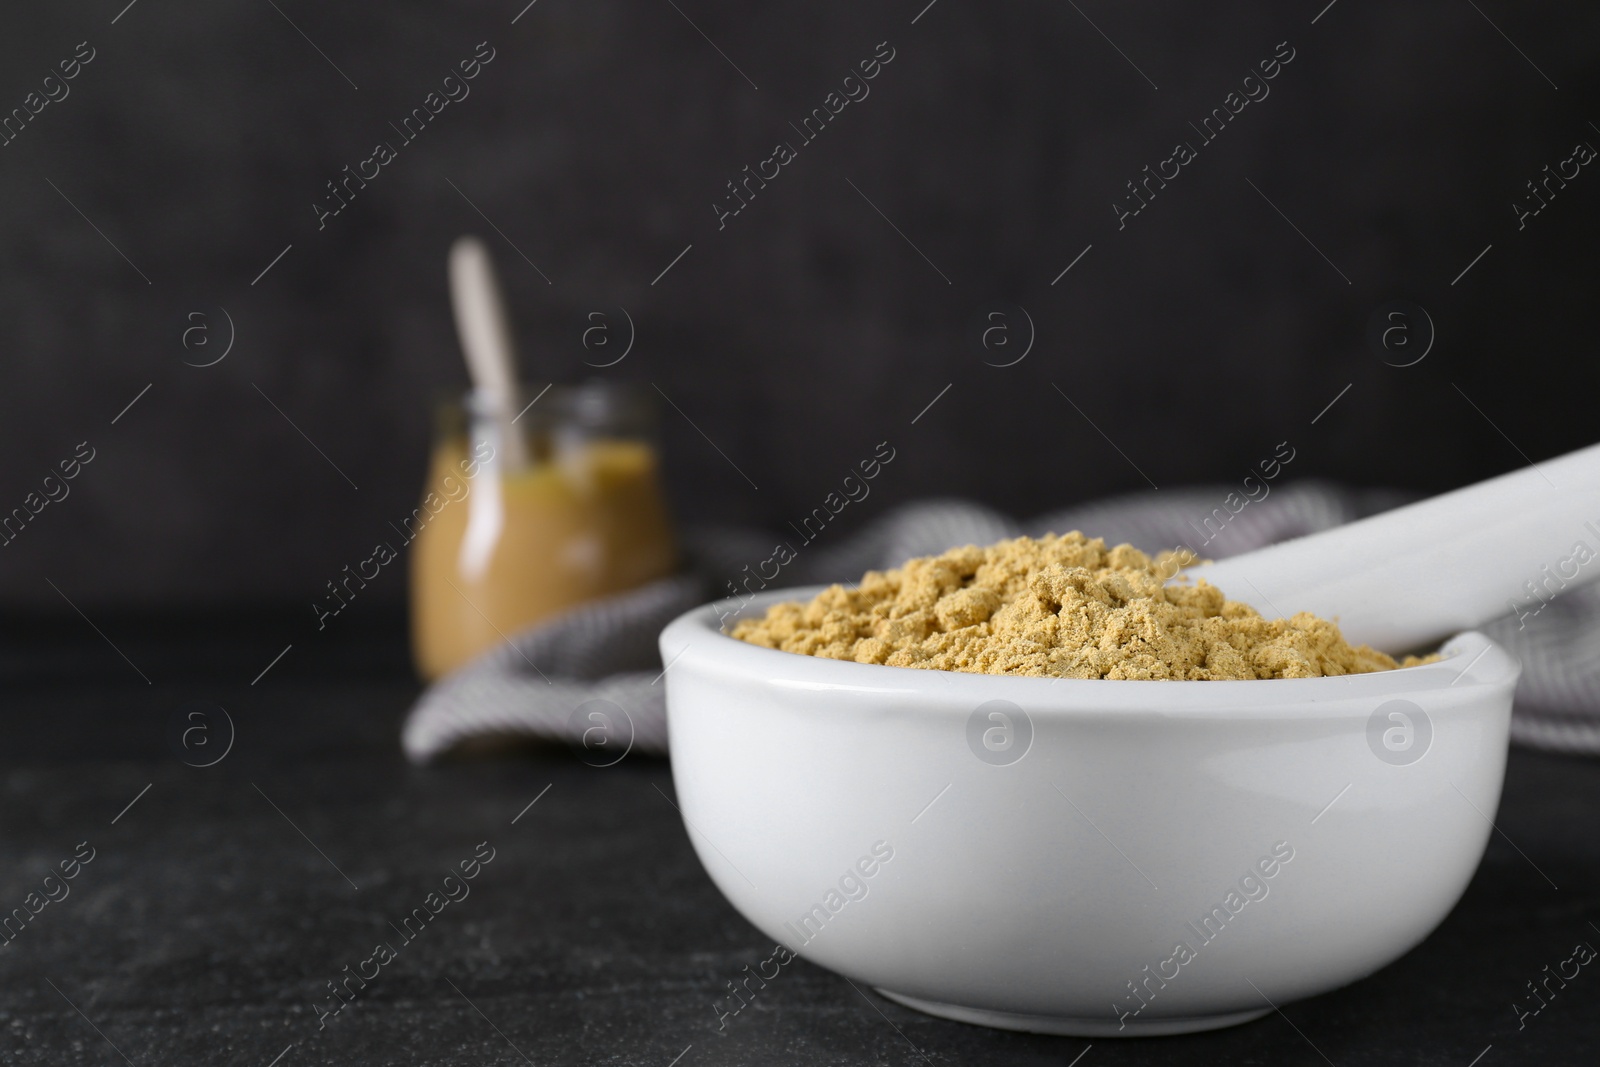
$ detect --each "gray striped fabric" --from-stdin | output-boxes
[403,485,1600,761]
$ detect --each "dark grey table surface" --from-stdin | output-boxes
[1,610,1596,1067]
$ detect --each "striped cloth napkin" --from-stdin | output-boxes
[402,483,1600,761]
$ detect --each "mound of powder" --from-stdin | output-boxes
[731,532,1427,680]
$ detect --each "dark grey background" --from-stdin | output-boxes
[1,0,1596,610]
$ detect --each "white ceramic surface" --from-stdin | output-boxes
[1199,440,1600,652]
[660,588,1519,1037]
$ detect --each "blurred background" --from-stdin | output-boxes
[1,0,1596,613]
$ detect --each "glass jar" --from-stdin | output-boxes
[409,381,677,680]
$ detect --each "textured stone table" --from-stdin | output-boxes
[1,610,1596,1066]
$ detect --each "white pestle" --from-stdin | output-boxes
[448,235,529,471]
[1195,441,1600,653]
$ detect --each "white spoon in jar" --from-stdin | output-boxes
[448,236,528,579]
[448,235,529,472]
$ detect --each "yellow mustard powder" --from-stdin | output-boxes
[731,532,1428,680]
